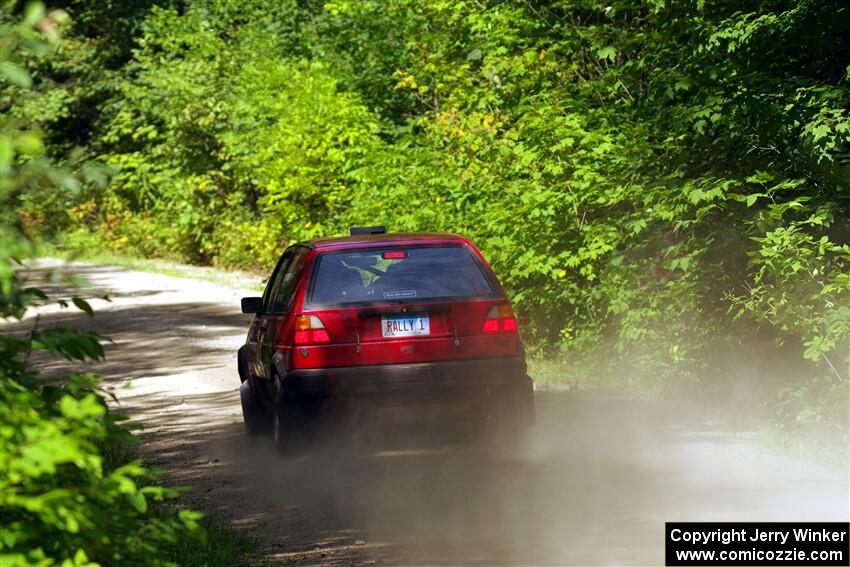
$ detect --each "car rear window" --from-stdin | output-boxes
[309,245,496,305]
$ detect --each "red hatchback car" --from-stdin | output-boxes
[237,227,534,451]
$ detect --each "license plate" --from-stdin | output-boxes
[381,314,430,338]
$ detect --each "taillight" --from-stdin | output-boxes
[482,304,518,334]
[294,314,331,345]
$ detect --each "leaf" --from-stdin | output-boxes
[745,171,773,184]
[466,49,483,61]
[24,2,46,26]
[16,132,44,155]
[0,135,12,172]
[127,491,148,514]
[810,124,830,141]
[0,61,33,89]
[688,188,706,204]
[72,298,94,317]
[596,46,617,62]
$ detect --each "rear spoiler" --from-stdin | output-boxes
[350,226,386,235]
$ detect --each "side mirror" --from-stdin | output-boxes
[241,297,264,314]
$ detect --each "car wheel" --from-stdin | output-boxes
[240,380,271,436]
[272,377,308,455]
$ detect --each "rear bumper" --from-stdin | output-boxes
[282,357,533,408]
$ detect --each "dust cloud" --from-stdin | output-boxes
[189,389,848,566]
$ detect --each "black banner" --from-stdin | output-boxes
[666,522,849,566]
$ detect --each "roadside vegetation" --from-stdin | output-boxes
[4,0,848,482]
[44,244,265,291]
[1,6,250,565]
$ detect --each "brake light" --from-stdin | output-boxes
[482,304,518,334]
[382,250,407,259]
[293,314,331,345]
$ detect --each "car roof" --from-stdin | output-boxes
[300,232,472,251]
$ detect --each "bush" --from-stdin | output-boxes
[0,368,204,566]
[1,6,210,565]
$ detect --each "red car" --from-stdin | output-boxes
[237,227,534,452]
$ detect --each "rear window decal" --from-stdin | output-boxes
[383,290,417,299]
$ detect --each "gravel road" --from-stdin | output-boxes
[10,260,849,566]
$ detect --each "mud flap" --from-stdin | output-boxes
[272,375,313,455]
[237,345,249,383]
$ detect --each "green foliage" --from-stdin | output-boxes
[13,0,850,428]
[0,371,203,566]
[1,7,244,565]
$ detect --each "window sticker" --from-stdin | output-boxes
[383,290,417,299]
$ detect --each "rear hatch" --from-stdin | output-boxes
[292,244,522,368]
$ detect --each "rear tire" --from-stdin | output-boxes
[240,380,271,436]
[273,377,309,455]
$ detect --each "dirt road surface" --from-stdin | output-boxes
[11,260,849,566]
